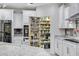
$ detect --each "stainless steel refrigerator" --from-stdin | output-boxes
[0,20,12,43]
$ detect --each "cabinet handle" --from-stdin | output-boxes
[57,41,58,48]
[67,47,69,54]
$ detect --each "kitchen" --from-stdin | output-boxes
[0,3,79,56]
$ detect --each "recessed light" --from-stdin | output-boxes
[30,3,33,4]
[2,4,7,8]
[27,3,34,5]
[0,4,7,8]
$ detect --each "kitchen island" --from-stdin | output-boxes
[54,35,79,56]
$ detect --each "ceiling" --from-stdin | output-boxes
[0,3,51,10]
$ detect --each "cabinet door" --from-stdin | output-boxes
[23,10,36,25]
[69,3,79,17]
[63,41,68,56]
[55,37,63,56]
[76,44,79,56]
[64,7,70,20]
[13,37,23,45]
[63,41,76,56]
[0,9,13,20]
[68,44,76,56]
[59,5,64,28]
[13,13,22,28]
[56,39,63,56]
[4,10,13,20]
[55,37,59,54]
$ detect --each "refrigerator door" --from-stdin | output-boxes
[4,21,12,43]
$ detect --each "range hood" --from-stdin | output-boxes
[70,13,79,20]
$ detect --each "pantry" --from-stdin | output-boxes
[29,16,50,49]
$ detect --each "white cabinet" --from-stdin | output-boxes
[55,36,63,55]
[59,5,64,28]
[55,37,59,54]
[4,10,13,20]
[0,9,13,20]
[59,4,78,28]
[13,12,23,28]
[63,40,76,56]
[22,40,30,46]
[23,10,36,25]
[69,4,77,17]
[13,37,23,45]
[55,37,77,56]
[64,20,76,28]
[69,3,79,17]
[76,44,79,56]
[59,4,69,28]
[59,4,70,28]
[64,6,70,20]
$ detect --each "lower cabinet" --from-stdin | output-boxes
[76,44,79,56]
[13,37,23,45]
[55,37,63,56]
[55,37,77,56]
[63,40,76,56]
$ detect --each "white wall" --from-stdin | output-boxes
[36,4,59,54]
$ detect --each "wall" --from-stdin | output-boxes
[12,10,36,45]
[36,4,60,54]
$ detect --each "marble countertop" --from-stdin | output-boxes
[55,35,79,43]
[55,35,79,39]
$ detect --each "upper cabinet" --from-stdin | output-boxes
[13,12,23,28]
[69,3,79,17]
[59,4,76,28]
[59,4,70,28]
[23,10,36,25]
[59,4,64,28]
[0,9,13,20]
[64,6,70,19]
